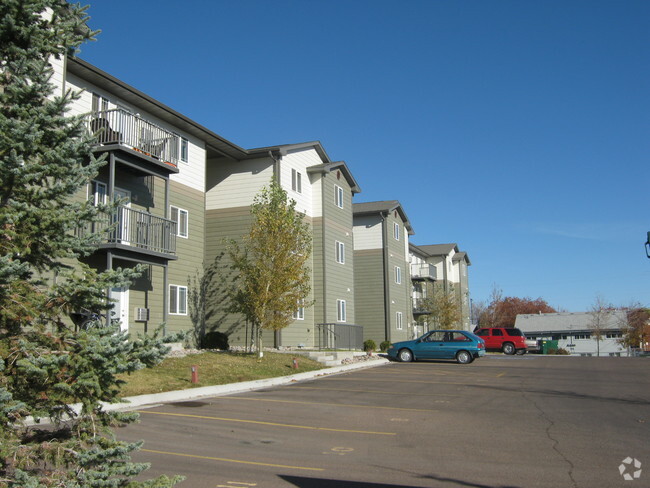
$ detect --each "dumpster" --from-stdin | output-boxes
[540,340,559,354]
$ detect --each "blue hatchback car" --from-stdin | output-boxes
[387,330,485,364]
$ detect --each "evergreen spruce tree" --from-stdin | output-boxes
[0,2,182,486]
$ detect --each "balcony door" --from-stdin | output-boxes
[109,286,129,333]
[114,188,131,244]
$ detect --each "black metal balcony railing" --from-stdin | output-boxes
[412,297,430,315]
[316,323,363,350]
[411,263,436,280]
[85,206,177,256]
[87,109,179,167]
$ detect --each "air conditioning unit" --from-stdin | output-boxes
[135,307,149,322]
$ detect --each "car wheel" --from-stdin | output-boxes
[516,349,526,355]
[456,350,473,364]
[398,349,414,362]
[502,343,516,355]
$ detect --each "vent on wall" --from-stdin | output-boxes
[135,307,149,322]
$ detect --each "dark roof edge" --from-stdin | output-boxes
[67,56,249,159]
[307,161,361,194]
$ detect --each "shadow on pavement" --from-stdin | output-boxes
[279,474,522,488]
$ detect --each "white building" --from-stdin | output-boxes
[515,312,630,357]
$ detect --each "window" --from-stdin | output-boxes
[337,299,346,322]
[394,222,400,240]
[92,92,109,113]
[396,312,403,330]
[291,169,302,193]
[492,329,503,336]
[90,180,107,205]
[505,329,524,336]
[335,241,345,264]
[180,137,189,163]
[293,300,305,320]
[169,285,187,315]
[335,185,343,208]
[170,206,188,238]
[395,266,402,284]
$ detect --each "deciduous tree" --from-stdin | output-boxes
[617,304,650,351]
[477,287,557,328]
[227,180,312,358]
[588,296,613,357]
[417,283,461,330]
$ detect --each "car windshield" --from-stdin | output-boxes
[506,328,523,336]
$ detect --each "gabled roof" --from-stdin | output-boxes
[307,161,361,194]
[515,311,626,333]
[452,251,471,266]
[353,200,414,235]
[416,243,459,256]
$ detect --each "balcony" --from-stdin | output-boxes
[84,206,177,259]
[412,298,430,316]
[411,263,436,281]
[87,109,179,168]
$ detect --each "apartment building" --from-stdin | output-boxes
[204,143,361,349]
[409,244,438,337]
[54,55,249,339]
[410,244,472,330]
[352,201,414,344]
[52,54,471,349]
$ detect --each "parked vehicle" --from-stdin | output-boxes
[525,338,540,353]
[387,330,485,364]
[473,327,528,355]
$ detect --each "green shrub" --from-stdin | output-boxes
[547,348,557,355]
[556,348,570,355]
[379,340,391,352]
[363,339,377,352]
[202,331,229,350]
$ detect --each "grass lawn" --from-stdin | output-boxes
[117,351,325,397]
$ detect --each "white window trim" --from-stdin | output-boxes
[292,169,302,194]
[396,311,403,330]
[335,185,344,208]
[169,285,188,315]
[180,137,189,164]
[293,300,305,320]
[395,266,402,284]
[337,299,347,322]
[170,205,189,238]
[394,222,400,240]
[89,180,107,205]
[335,241,345,264]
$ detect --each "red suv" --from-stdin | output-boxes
[473,327,528,355]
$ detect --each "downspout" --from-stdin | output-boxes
[106,153,116,328]
[321,173,327,328]
[381,212,390,343]
[270,150,281,186]
[163,177,170,337]
[269,150,282,347]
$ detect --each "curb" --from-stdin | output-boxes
[114,357,390,411]
[26,357,390,425]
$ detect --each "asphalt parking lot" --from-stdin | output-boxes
[118,356,650,488]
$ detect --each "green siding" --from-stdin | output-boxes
[317,171,356,326]
[353,249,385,344]
[203,206,316,348]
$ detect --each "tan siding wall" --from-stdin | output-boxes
[206,157,273,210]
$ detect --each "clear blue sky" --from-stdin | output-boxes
[78,0,650,312]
